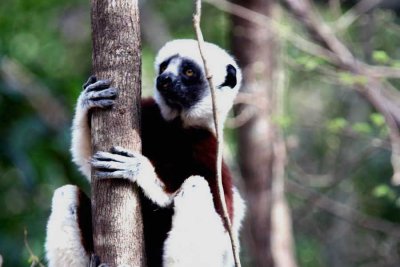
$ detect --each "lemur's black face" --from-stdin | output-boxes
[156,56,208,110]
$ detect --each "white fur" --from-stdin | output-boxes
[64,39,246,267]
[71,39,242,178]
[92,147,174,207]
[163,176,229,267]
[163,176,246,267]
[71,94,92,180]
[163,57,181,75]
[154,40,242,89]
[45,185,89,267]
[133,154,175,207]
[154,39,242,130]
[232,188,246,236]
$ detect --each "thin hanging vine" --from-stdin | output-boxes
[193,1,242,267]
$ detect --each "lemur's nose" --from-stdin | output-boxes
[157,73,175,91]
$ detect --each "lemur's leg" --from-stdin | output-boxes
[162,176,229,267]
[71,76,117,180]
[45,185,93,267]
[91,146,174,207]
[164,180,246,267]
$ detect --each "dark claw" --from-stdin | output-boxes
[95,88,118,99]
[93,152,106,160]
[83,76,97,89]
[89,254,100,267]
[93,152,114,162]
[111,146,135,157]
[86,79,112,92]
[95,99,115,108]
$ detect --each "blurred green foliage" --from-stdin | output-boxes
[0,0,91,265]
[0,0,400,266]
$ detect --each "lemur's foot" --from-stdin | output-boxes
[91,146,143,181]
[79,76,118,110]
[174,176,214,212]
[45,185,92,267]
[163,176,227,267]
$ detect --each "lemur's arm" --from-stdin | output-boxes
[71,77,174,207]
[91,146,174,207]
[71,76,115,179]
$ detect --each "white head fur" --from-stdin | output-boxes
[154,39,242,130]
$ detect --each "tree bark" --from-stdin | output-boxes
[90,0,145,266]
[231,1,297,266]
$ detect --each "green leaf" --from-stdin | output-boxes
[391,60,400,68]
[338,72,367,86]
[373,185,390,198]
[372,50,390,64]
[274,115,292,129]
[370,113,385,127]
[338,72,354,85]
[372,184,396,200]
[327,118,348,133]
[352,122,372,134]
[295,55,325,71]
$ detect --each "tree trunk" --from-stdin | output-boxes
[231,1,297,267]
[90,0,145,266]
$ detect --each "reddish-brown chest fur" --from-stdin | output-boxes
[141,98,234,220]
[140,98,234,266]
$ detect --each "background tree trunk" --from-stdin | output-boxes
[231,1,297,266]
[90,0,145,266]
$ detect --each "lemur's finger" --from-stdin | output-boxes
[83,75,97,89]
[91,159,126,171]
[89,254,100,267]
[85,79,112,92]
[111,146,136,157]
[87,88,118,100]
[95,170,127,179]
[93,151,130,163]
[88,99,115,109]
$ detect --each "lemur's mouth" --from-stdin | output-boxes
[160,87,192,111]
[156,71,206,110]
[162,93,184,110]
[157,77,193,110]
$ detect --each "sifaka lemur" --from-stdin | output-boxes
[45,39,245,267]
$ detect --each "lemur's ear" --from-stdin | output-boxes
[219,64,237,89]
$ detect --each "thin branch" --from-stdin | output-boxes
[226,105,256,128]
[291,146,378,220]
[329,0,341,18]
[207,0,400,81]
[363,65,400,79]
[204,0,337,63]
[207,0,400,183]
[192,1,241,267]
[335,0,383,31]
[286,180,400,238]
[0,57,69,130]
[281,0,400,184]
[24,229,45,267]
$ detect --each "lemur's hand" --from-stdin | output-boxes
[91,146,144,182]
[79,76,118,112]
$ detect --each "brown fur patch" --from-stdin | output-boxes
[77,189,94,254]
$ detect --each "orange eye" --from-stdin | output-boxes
[185,69,194,77]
